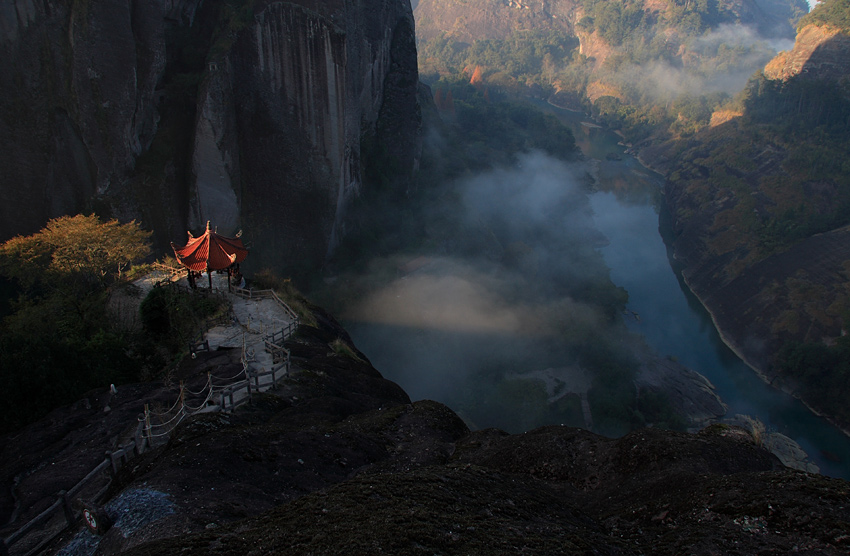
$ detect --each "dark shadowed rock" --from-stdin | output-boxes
[3,300,848,555]
[0,0,421,276]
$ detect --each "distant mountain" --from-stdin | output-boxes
[415,0,807,43]
[415,0,807,133]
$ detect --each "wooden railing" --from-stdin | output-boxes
[1,284,299,555]
[231,287,300,322]
[1,420,149,555]
[197,324,293,415]
[151,262,187,281]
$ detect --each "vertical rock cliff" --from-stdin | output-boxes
[0,0,167,242]
[0,0,421,274]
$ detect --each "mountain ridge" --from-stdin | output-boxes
[649,12,850,428]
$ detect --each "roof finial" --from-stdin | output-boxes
[206,220,211,232]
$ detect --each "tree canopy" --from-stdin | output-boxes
[0,215,152,433]
[799,0,850,32]
[0,214,151,292]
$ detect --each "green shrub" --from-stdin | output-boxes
[329,338,364,361]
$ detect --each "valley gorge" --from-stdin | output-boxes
[2,0,850,553]
[414,0,850,433]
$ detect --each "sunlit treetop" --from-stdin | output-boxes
[0,214,152,291]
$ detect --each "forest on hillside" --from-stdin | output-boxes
[420,0,805,139]
[799,0,850,30]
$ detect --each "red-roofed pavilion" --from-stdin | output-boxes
[171,222,248,290]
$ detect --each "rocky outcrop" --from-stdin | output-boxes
[765,24,850,83]
[636,356,727,429]
[3,299,847,555]
[576,28,614,67]
[0,0,421,275]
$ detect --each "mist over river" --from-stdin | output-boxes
[541,101,850,479]
[330,101,850,479]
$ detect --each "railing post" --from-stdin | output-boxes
[58,490,75,525]
[106,451,117,477]
[135,418,146,455]
[144,405,153,445]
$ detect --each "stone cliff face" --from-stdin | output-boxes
[0,0,420,274]
[224,0,421,272]
[0,0,174,243]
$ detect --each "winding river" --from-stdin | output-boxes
[546,102,850,479]
[340,99,850,480]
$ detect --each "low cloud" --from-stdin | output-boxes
[345,257,605,338]
[608,24,790,102]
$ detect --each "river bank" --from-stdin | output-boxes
[680,269,850,440]
[542,97,850,449]
[581,158,850,479]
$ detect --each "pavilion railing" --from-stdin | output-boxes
[150,262,188,283]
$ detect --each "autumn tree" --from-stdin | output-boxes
[0,215,152,432]
[0,214,151,292]
[469,65,485,87]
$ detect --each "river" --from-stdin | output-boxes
[544,102,850,479]
[339,100,850,480]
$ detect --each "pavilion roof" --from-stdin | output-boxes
[171,222,248,272]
